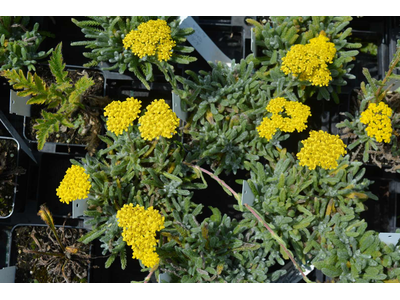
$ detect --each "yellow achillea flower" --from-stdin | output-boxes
[281,31,336,87]
[360,102,393,143]
[123,19,176,62]
[116,204,165,268]
[56,165,91,204]
[257,97,311,140]
[297,130,347,170]
[139,99,180,141]
[104,97,142,136]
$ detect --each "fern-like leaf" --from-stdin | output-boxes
[68,75,95,106]
[49,42,71,90]
[34,111,75,150]
[1,69,51,105]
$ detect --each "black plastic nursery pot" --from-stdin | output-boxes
[0,136,21,219]
[0,226,11,270]
[9,64,107,155]
[8,224,92,283]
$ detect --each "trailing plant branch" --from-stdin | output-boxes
[244,203,313,283]
[184,162,241,204]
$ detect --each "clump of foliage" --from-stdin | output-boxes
[71,16,196,90]
[0,16,53,72]
[310,219,400,282]
[73,122,206,270]
[247,16,361,102]
[1,42,103,152]
[337,40,400,172]
[240,146,376,266]
[174,59,295,175]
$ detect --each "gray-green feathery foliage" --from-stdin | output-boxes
[175,59,292,176]
[0,16,53,72]
[76,123,207,269]
[240,147,377,272]
[71,16,196,90]
[311,221,400,282]
[248,16,361,102]
[337,40,400,172]
[158,207,285,283]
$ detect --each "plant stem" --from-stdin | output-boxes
[144,264,158,283]
[186,163,241,204]
[244,203,313,283]
[23,249,65,258]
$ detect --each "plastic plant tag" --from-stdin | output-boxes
[72,198,88,219]
[158,272,171,283]
[179,16,231,65]
[241,180,255,206]
[172,93,187,122]
[251,29,257,58]
[378,233,400,246]
[0,266,16,283]
[9,90,31,117]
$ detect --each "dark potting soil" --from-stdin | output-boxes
[0,138,23,217]
[12,225,91,283]
[25,65,110,153]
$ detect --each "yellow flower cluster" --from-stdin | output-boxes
[360,102,393,143]
[116,204,165,268]
[56,165,91,204]
[257,97,311,140]
[139,99,180,141]
[297,130,347,170]
[123,19,176,62]
[104,97,142,136]
[281,32,337,87]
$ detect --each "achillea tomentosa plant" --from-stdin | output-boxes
[47,16,400,283]
[56,97,208,270]
[248,16,361,102]
[174,59,311,175]
[0,16,53,71]
[1,43,103,152]
[241,147,376,268]
[337,40,400,172]
[71,16,196,90]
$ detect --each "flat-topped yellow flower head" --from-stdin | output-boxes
[360,102,393,143]
[297,130,347,170]
[116,204,165,268]
[257,97,311,140]
[281,31,336,87]
[56,165,91,204]
[123,19,176,62]
[139,99,180,141]
[104,97,142,136]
